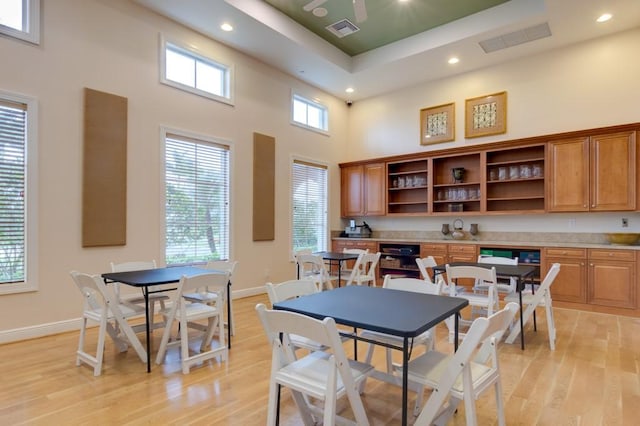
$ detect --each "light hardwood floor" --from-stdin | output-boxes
[1,293,640,425]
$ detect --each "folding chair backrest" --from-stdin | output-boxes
[415,256,437,284]
[176,272,229,300]
[361,252,381,278]
[71,271,112,312]
[265,279,318,305]
[445,264,497,295]
[343,252,366,285]
[295,253,327,277]
[382,275,441,295]
[205,260,238,277]
[477,255,518,266]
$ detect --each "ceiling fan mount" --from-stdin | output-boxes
[303,0,368,23]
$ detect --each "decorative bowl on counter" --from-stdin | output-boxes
[605,233,640,245]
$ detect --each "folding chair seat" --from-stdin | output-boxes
[409,302,519,425]
[110,260,168,331]
[70,271,147,376]
[183,260,238,336]
[256,303,373,426]
[504,263,561,350]
[155,272,229,374]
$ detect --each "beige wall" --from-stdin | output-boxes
[346,27,640,235]
[0,0,349,335]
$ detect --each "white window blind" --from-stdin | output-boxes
[0,99,26,284]
[164,133,230,265]
[292,159,328,253]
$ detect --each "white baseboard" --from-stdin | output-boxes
[0,286,267,345]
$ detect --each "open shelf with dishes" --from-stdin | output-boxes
[432,152,481,214]
[387,158,429,215]
[485,144,546,213]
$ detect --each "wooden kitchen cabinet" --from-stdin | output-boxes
[421,243,477,287]
[341,162,385,217]
[588,249,636,309]
[543,248,587,303]
[432,153,481,214]
[332,239,378,253]
[547,131,636,212]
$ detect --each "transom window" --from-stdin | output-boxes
[291,159,328,254]
[292,94,329,134]
[0,0,40,44]
[160,38,233,105]
[163,129,230,265]
[0,91,38,294]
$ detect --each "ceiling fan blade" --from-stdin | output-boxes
[303,0,328,12]
[353,0,367,23]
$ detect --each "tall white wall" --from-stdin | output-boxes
[346,28,640,234]
[0,0,349,334]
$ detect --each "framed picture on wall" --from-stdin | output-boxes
[465,91,507,138]
[420,102,455,145]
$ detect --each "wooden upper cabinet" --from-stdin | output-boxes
[340,163,385,217]
[341,164,363,217]
[547,131,636,212]
[364,163,385,216]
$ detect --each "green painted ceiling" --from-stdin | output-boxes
[263,0,510,56]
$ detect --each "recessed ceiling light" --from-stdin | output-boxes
[346,87,355,93]
[448,57,459,64]
[313,7,328,17]
[596,13,612,23]
[220,23,233,32]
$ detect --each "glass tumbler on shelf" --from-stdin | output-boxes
[489,168,498,181]
[533,164,543,178]
[509,165,520,180]
[520,164,532,178]
[498,167,507,180]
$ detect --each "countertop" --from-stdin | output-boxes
[332,233,640,251]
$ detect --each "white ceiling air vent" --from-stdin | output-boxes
[326,19,360,38]
[479,22,552,53]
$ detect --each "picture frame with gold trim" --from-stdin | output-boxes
[420,102,455,145]
[465,91,507,138]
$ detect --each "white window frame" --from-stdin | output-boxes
[0,0,40,45]
[291,92,329,135]
[290,156,329,257]
[160,127,232,266]
[159,35,234,106]
[0,90,38,295]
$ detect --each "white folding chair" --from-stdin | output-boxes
[505,263,561,350]
[295,253,336,291]
[183,260,238,336]
[256,303,373,426]
[345,252,381,287]
[70,271,147,376]
[359,275,442,388]
[410,302,519,425]
[475,255,518,294]
[155,272,229,374]
[336,248,369,280]
[444,264,498,343]
[415,256,437,283]
[110,260,168,331]
[265,279,326,353]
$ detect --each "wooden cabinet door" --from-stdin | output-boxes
[590,131,636,211]
[544,257,587,303]
[547,137,589,211]
[341,165,363,217]
[364,163,385,216]
[588,260,636,309]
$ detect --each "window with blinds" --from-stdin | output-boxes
[291,159,328,253]
[164,132,230,265]
[0,99,26,285]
